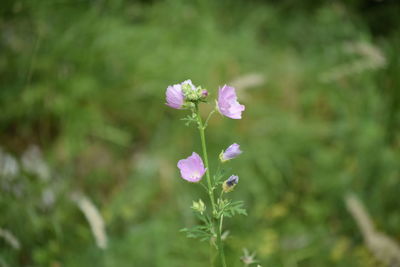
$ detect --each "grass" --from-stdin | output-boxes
[1,0,399,266]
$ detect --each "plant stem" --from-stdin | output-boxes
[217,215,226,267]
[196,105,216,212]
[204,109,216,129]
[196,105,226,267]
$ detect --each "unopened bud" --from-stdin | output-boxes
[191,199,206,215]
[222,175,239,193]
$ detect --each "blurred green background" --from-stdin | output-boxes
[1,0,400,266]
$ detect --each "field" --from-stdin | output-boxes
[1,0,400,266]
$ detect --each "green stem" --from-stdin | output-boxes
[195,104,226,267]
[217,216,226,267]
[196,105,216,212]
[204,108,216,129]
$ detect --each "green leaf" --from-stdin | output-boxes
[213,167,231,186]
[222,200,247,218]
[180,113,197,126]
[180,224,213,242]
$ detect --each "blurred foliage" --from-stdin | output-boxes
[1,0,400,266]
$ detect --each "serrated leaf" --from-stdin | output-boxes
[180,224,213,242]
[223,200,247,217]
[180,114,197,126]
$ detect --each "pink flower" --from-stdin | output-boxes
[166,84,185,109]
[177,152,206,182]
[165,80,196,109]
[217,85,245,119]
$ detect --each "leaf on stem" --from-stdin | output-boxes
[180,224,213,242]
[180,113,197,126]
[213,167,231,186]
[222,200,247,218]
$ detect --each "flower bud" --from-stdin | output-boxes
[191,199,206,215]
[222,175,239,193]
[180,80,198,101]
[219,143,242,163]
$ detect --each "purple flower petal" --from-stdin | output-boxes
[217,85,245,119]
[177,152,206,182]
[165,80,197,109]
[166,84,184,109]
[221,143,242,162]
